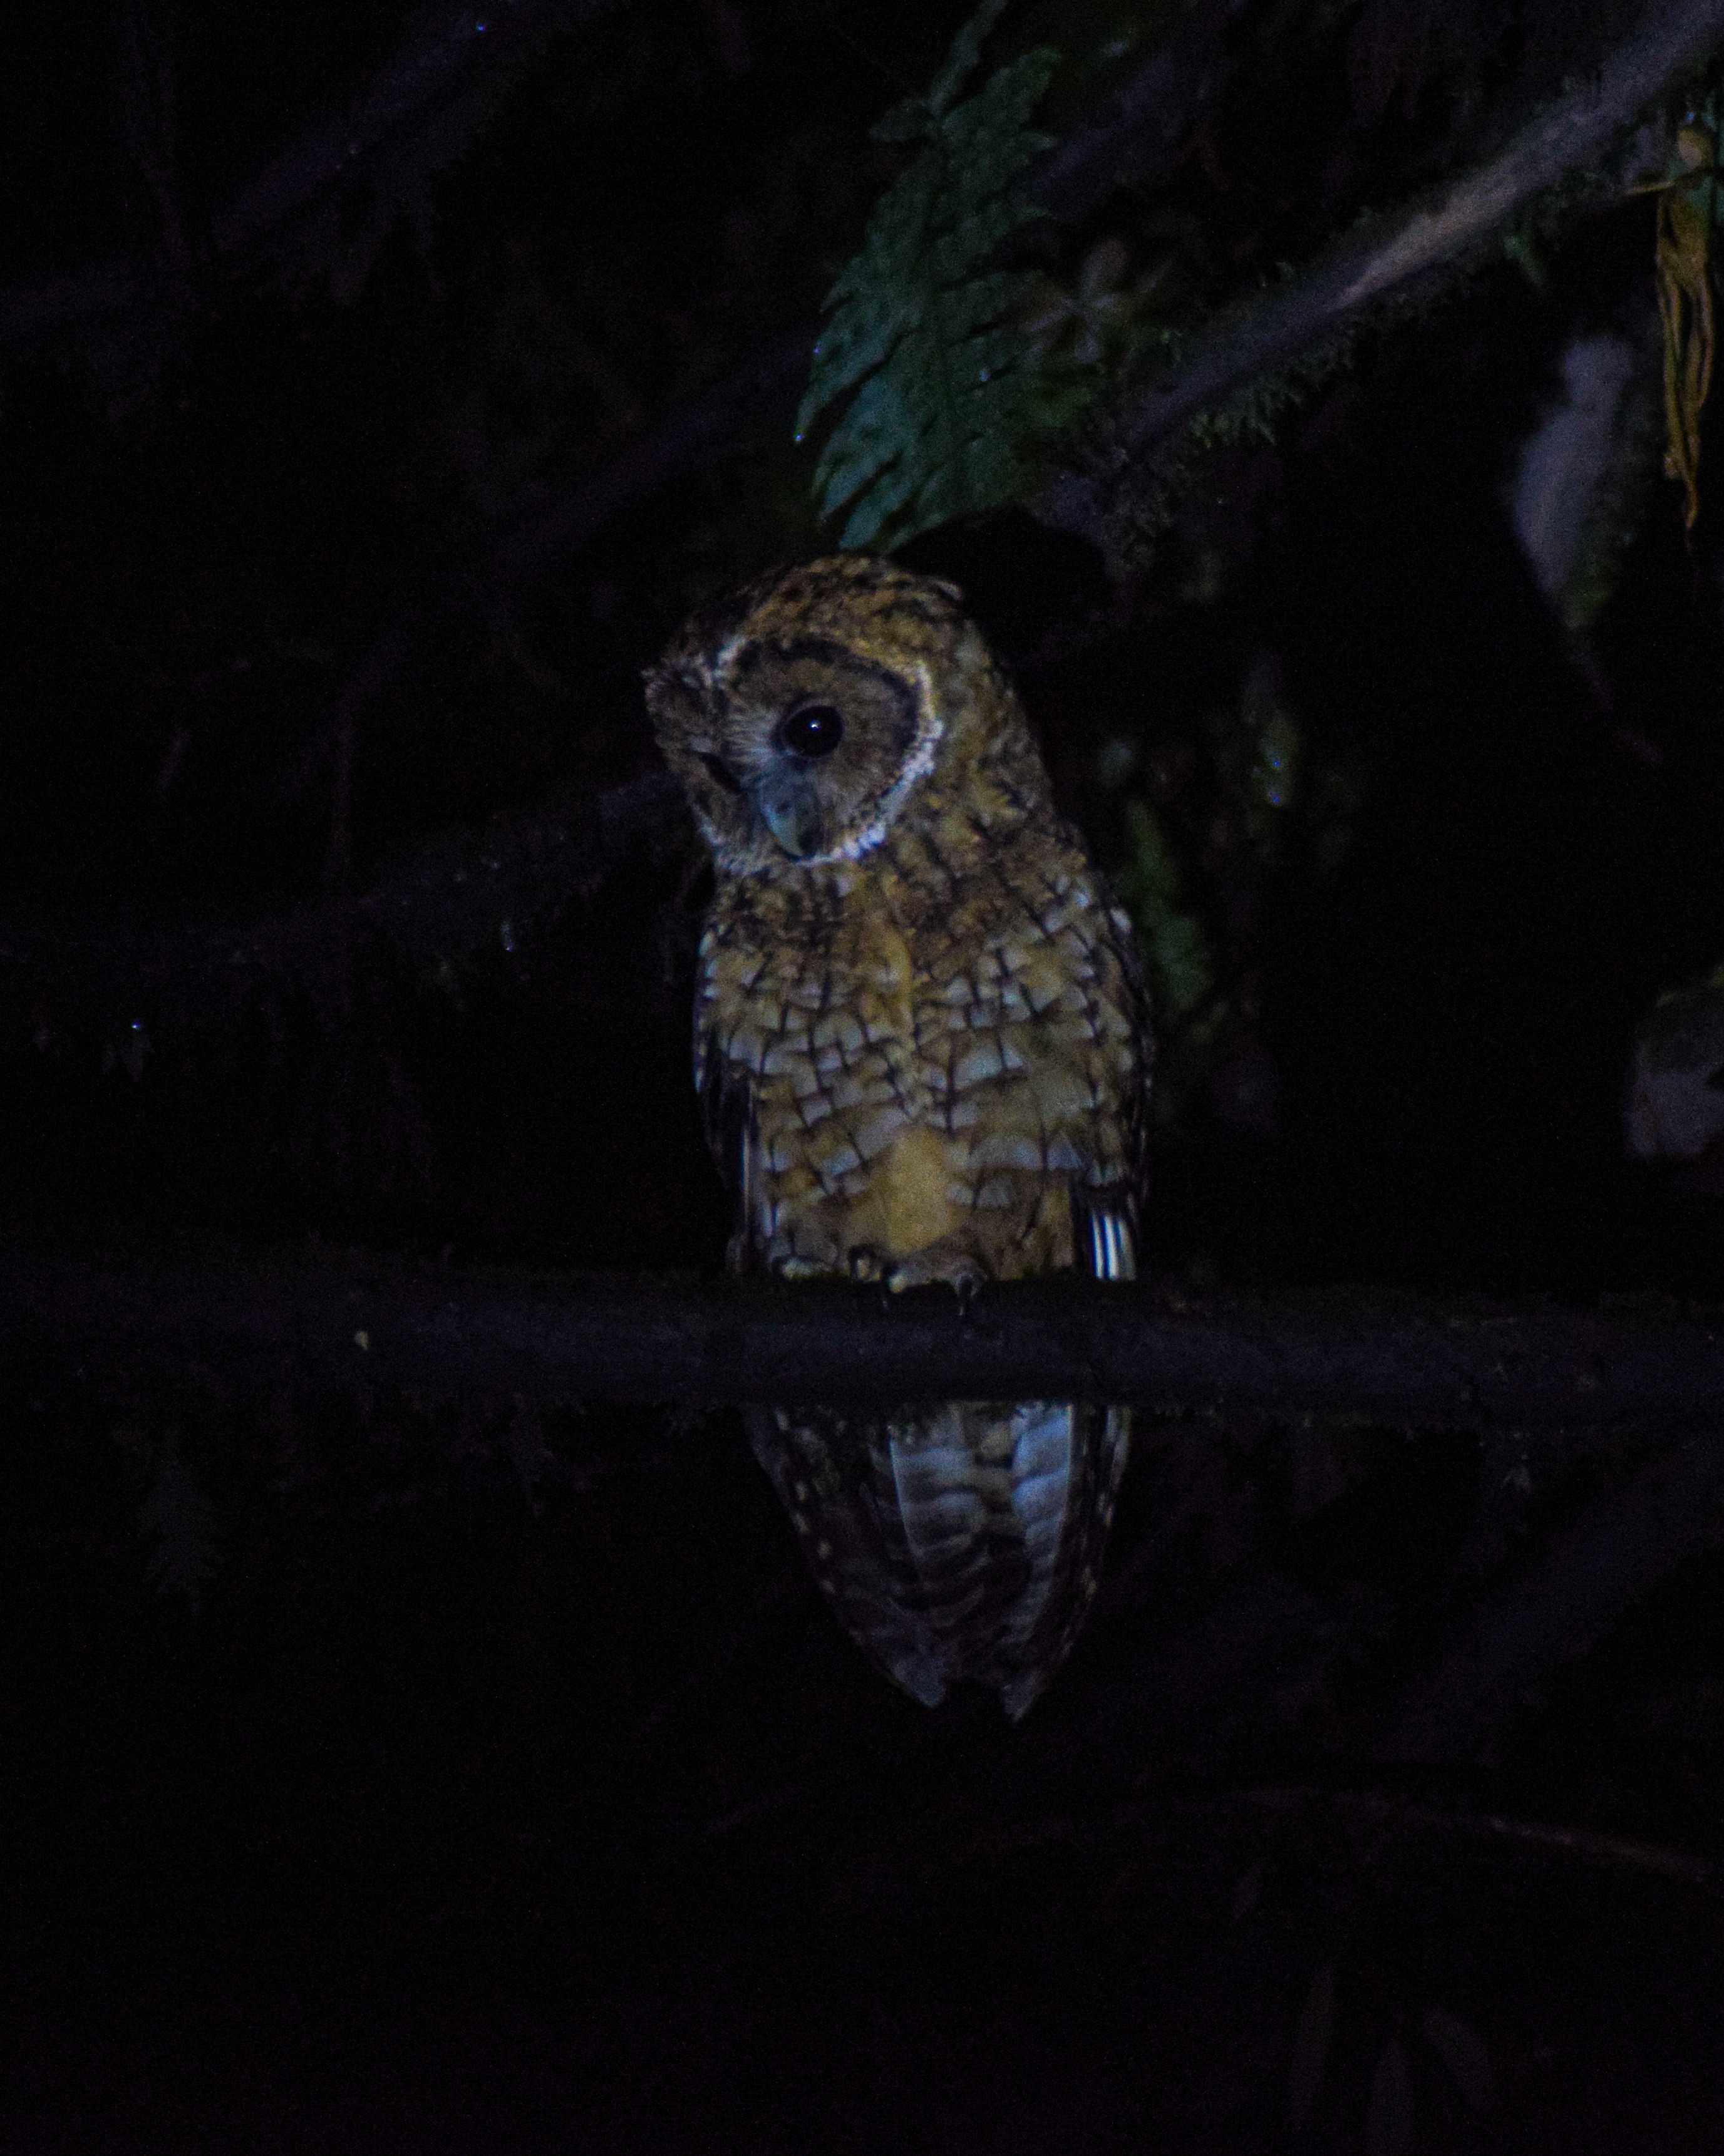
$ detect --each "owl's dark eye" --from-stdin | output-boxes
[775,703,844,759]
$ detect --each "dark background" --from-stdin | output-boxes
[4,3,1723,2148]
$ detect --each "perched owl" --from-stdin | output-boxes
[646,555,1150,1718]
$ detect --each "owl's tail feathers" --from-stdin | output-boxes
[745,1401,1130,1718]
[991,1400,1130,1718]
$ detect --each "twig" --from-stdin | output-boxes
[1244,1787,1716,1884]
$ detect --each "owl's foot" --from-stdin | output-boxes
[769,1244,981,1296]
[882,1248,987,1301]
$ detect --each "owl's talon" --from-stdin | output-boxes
[879,1251,983,1297]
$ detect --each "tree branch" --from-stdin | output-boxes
[1373,1430,1724,1760]
[1016,0,1251,225]
[0,769,688,1061]
[1,1,625,354]
[4,1240,1721,1425]
[1035,0,1724,561]
[1043,1416,1724,1788]
[9,1244,1720,1800]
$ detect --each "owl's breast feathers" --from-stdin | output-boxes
[696,812,1147,1287]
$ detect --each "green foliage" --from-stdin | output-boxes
[1113,796,1214,1026]
[1110,666,1307,1044]
[795,0,1083,550]
[1103,651,1352,1137]
[1112,793,1225,1130]
[1232,656,1303,848]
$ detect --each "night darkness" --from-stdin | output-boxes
[6,3,1724,2150]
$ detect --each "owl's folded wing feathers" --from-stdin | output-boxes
[697,1016,761,1272]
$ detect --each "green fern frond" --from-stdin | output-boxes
[795,0,1076,551]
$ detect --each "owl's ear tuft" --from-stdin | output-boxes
[643,659,706,731]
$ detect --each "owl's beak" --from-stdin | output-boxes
[750,766,825,860]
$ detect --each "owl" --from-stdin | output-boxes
[646,555,1150,1717]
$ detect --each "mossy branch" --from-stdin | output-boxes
[1035,0,1724,567]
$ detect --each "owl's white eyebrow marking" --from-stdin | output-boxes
[829,659,942,864]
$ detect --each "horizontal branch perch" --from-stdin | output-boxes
[4,1241,1722,1426]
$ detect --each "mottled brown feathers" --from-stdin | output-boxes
[646,555,1151,1713]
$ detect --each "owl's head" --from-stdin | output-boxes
[644,555,1040,874]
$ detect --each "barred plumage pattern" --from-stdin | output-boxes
[647,555,1150,1715]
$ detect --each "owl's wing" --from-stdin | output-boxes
[696,1018,761,1271]
[1069,892,1153,1285]
[1072,1183,1137,1282]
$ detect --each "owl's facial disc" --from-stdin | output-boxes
[709,638,922,865]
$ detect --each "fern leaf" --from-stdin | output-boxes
[796,2,1071,551]
[921,0,1011,123]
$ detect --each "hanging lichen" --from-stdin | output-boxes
[1646,106,1720,529]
